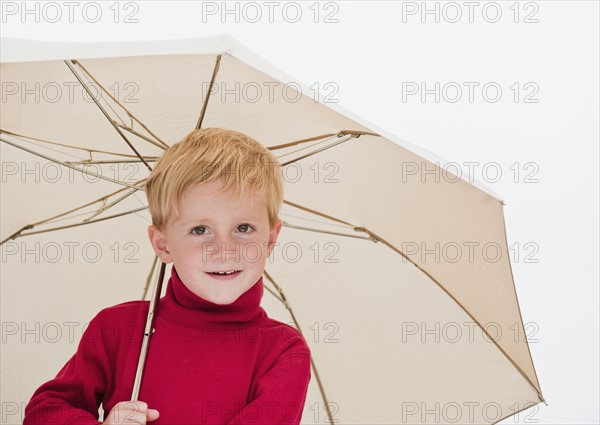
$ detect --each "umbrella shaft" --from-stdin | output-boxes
[131,261,166,401]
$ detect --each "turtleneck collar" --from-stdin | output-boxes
[157,265,266,329]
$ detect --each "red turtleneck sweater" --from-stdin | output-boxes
[23,267,312,425]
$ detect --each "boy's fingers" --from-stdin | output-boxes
[119,400,147,411]
[147,409,160,422]
[108,401,158,424]
[131,400,148,410]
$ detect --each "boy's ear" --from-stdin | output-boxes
[147,224,173,264]
[266,219,283,257]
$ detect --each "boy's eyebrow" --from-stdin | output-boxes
[183,217,260,225]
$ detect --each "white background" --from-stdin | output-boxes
[1,1,598,424]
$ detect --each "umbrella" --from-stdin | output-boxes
[0,35,545,424]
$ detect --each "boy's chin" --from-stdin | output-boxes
[207,293,240,305]
[205,286,246,305]
[210,298,236,306]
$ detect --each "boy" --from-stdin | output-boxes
[23,128,312,425]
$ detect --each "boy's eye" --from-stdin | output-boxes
[237,224,253,233]
[191,225,253,235]
[191,226,206,235]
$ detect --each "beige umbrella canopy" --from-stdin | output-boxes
[0,35,544,424]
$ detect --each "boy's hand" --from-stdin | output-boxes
[103,401,160,424]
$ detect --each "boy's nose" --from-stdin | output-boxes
[212,240,241,260]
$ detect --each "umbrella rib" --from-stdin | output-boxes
[195,54,222,130]
[279,133,357,166]
[268,130,379,151]
[282,221,375,241]
[262,270,335,425]
[353,225,547,404]
[268,133,338,151]
[262,283,284,304]
[0,179,146,245]
[0,129,154,160]
[0,225,35,246]
[86,181,148,221]
[9,206,149,239]
[280,200,546,403]
[275,130,381,167]
[275,134,339,161]
[280,212,352,230]
[0,136,143,190]
[66,159,159,165]
[71,60,130,130]
[498,205,546,403]
[283,199,355,228]
[64,60,153,172]
[73,59,170,150]
[283,199,377,240]
[494,400,547,425]
[115,123,169,151]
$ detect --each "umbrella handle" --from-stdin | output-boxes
[131,261,166,401]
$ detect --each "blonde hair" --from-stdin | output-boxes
[144,128,284,232]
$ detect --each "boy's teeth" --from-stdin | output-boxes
[212,270,237,275]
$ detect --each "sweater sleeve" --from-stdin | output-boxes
[227,337,312,425]
[23,312,109,425]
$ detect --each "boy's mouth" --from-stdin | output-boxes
[206,270,242,280]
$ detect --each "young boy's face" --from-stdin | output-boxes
[147,180,282,305]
